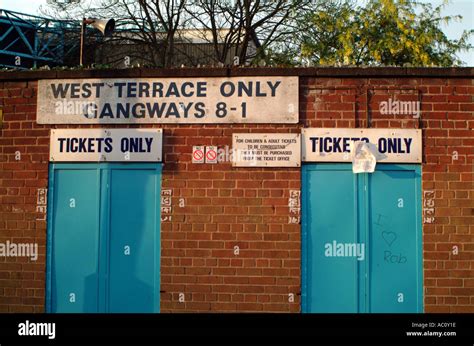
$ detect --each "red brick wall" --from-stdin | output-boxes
[0,69,472,313]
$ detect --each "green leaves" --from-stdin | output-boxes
[294,0,473,67]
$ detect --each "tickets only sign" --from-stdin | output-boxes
[37,77,298,124]
[50,129,163,162]
[302,128,422,163]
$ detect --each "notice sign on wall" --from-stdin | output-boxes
[50,129,163,162]
[302,128,421,163]
[232,133,301,167]
[37,77,298,124]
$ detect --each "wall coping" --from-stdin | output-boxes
[0,67,473,81]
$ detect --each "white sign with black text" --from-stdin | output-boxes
[302,128,422,163]
[232,133,301,167]
[37,77,298,124]
[50,129,163,162]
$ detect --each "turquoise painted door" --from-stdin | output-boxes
[368,166,423,312]
[48,167,101,313]
[46,163,161,313]
[302,164,422,313]
[108,167,160,312]
[303,167,359,313]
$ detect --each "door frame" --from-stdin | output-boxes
[45,162,162,313]
[301,163,423,313]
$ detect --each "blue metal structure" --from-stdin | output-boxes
[302,163,423,313]
[0,9,77,69]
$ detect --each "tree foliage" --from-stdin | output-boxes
[43,0,310,67]
[42,0,473,67]
[296,0,473,67]
[185,0,309,65]
[43,0,189,67]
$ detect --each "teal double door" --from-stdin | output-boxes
[302,164,422,313]
[46,163,161,313]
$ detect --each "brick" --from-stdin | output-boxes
[450,288,474,296]
[436,279,463,287]
[1,73,473,315]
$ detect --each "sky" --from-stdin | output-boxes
[1,0,473,65]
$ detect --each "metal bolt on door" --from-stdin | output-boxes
[302,164,422,313]
[46,163,161,313]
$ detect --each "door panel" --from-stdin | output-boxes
[304,165,359,312]
[368,167,422,312]
[108,168,159,312]
[50,167,100,313]
[47,163,161,313]
[302,164,422,313]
